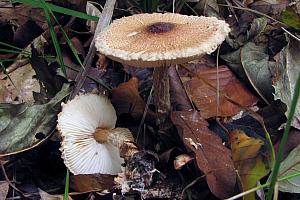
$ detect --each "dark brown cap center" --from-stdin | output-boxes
[146,22,175,33]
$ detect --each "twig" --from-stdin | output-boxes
[218,4,286,27]
[180,176,204,199]
[281,27,300,42]
[0,160,27,199]
[69,0,116,99]
[5,59,30,74]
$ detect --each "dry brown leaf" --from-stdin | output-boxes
[70,174,114,192]
[111,77,156,120]
[0,63,40,103]
[0,181,9,200]
[183,65,257,118]
[169,65,193,111]
[171,110,237,199]
[38,188,72,200]
[0,4,45,27]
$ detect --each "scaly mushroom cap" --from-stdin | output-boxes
[57,94,123,175]
[95,13,230,67]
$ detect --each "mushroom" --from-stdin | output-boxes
[95,13,230,124]
[57,94,133,175]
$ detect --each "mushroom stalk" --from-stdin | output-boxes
[153,64,171,125]
[94,127,134,148]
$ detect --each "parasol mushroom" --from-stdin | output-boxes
[95,13,230,124]
[57,94,133,175]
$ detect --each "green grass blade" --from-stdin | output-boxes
[0,58,30,62]
[0,41,31,53]
[40,0,66,77]
[13,0,98,21]
[227,171,300,200]
[0,48,31,56]
[47,10,84,69]
[266,72,300,200]
[63,169,69,200]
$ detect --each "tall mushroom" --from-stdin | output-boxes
[57,94,133,175]
[95,13,230,124]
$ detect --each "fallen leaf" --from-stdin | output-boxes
[275,144,300,193]
[222,42,274,104]
[174,154,194,170]
[0,181,9,200]
[70,174,114,192]
[0,63,40,103]
[30,48,65,99]
[86,1,101,33]
[0,84,70,156]
[38,188,72,200]
[169,65,193,111]
[183,65,257,118]
[273,35,300,130]
[240,42,273,104]
[13,20,44,49]
[193,0,220,17]
[0,4,45,28]
[171,110,237,199]
[274,129,300,160]
[280,8,300,30]
[229,129,272,200]
[112,77,156,121]
[123,64,153,91]
[247,17,268,40]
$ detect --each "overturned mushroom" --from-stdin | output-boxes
[96,13,230,124]
[57,94,133,175]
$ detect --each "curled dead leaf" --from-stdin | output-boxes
[171,110,237,199]
[111,77,156,121]
[174,154,194,170]
[182,65,257,118]
[70,174,114,193]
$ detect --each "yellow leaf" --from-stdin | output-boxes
[230,129,271,200]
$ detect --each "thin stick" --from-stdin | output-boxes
[281,27,300,42]
[136,86,153,144]
[0,160,27,199]
[218,4,286,26]
[70,0,116,99]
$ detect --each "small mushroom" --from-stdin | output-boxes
[57,94,133,175]
[95,13,230,124]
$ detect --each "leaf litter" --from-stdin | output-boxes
[0,0,300,200]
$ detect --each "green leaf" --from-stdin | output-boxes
[240,42,273,104]
[280,9,300,30]
[273,36,300,130]
[0,84,70,156]
[275,145,300,193]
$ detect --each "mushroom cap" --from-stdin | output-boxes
[95,13,230,67]
[57,94,123,175]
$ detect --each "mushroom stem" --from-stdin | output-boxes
[94,128,110,144]
[94,128,134,147]
[153,64,171,125]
